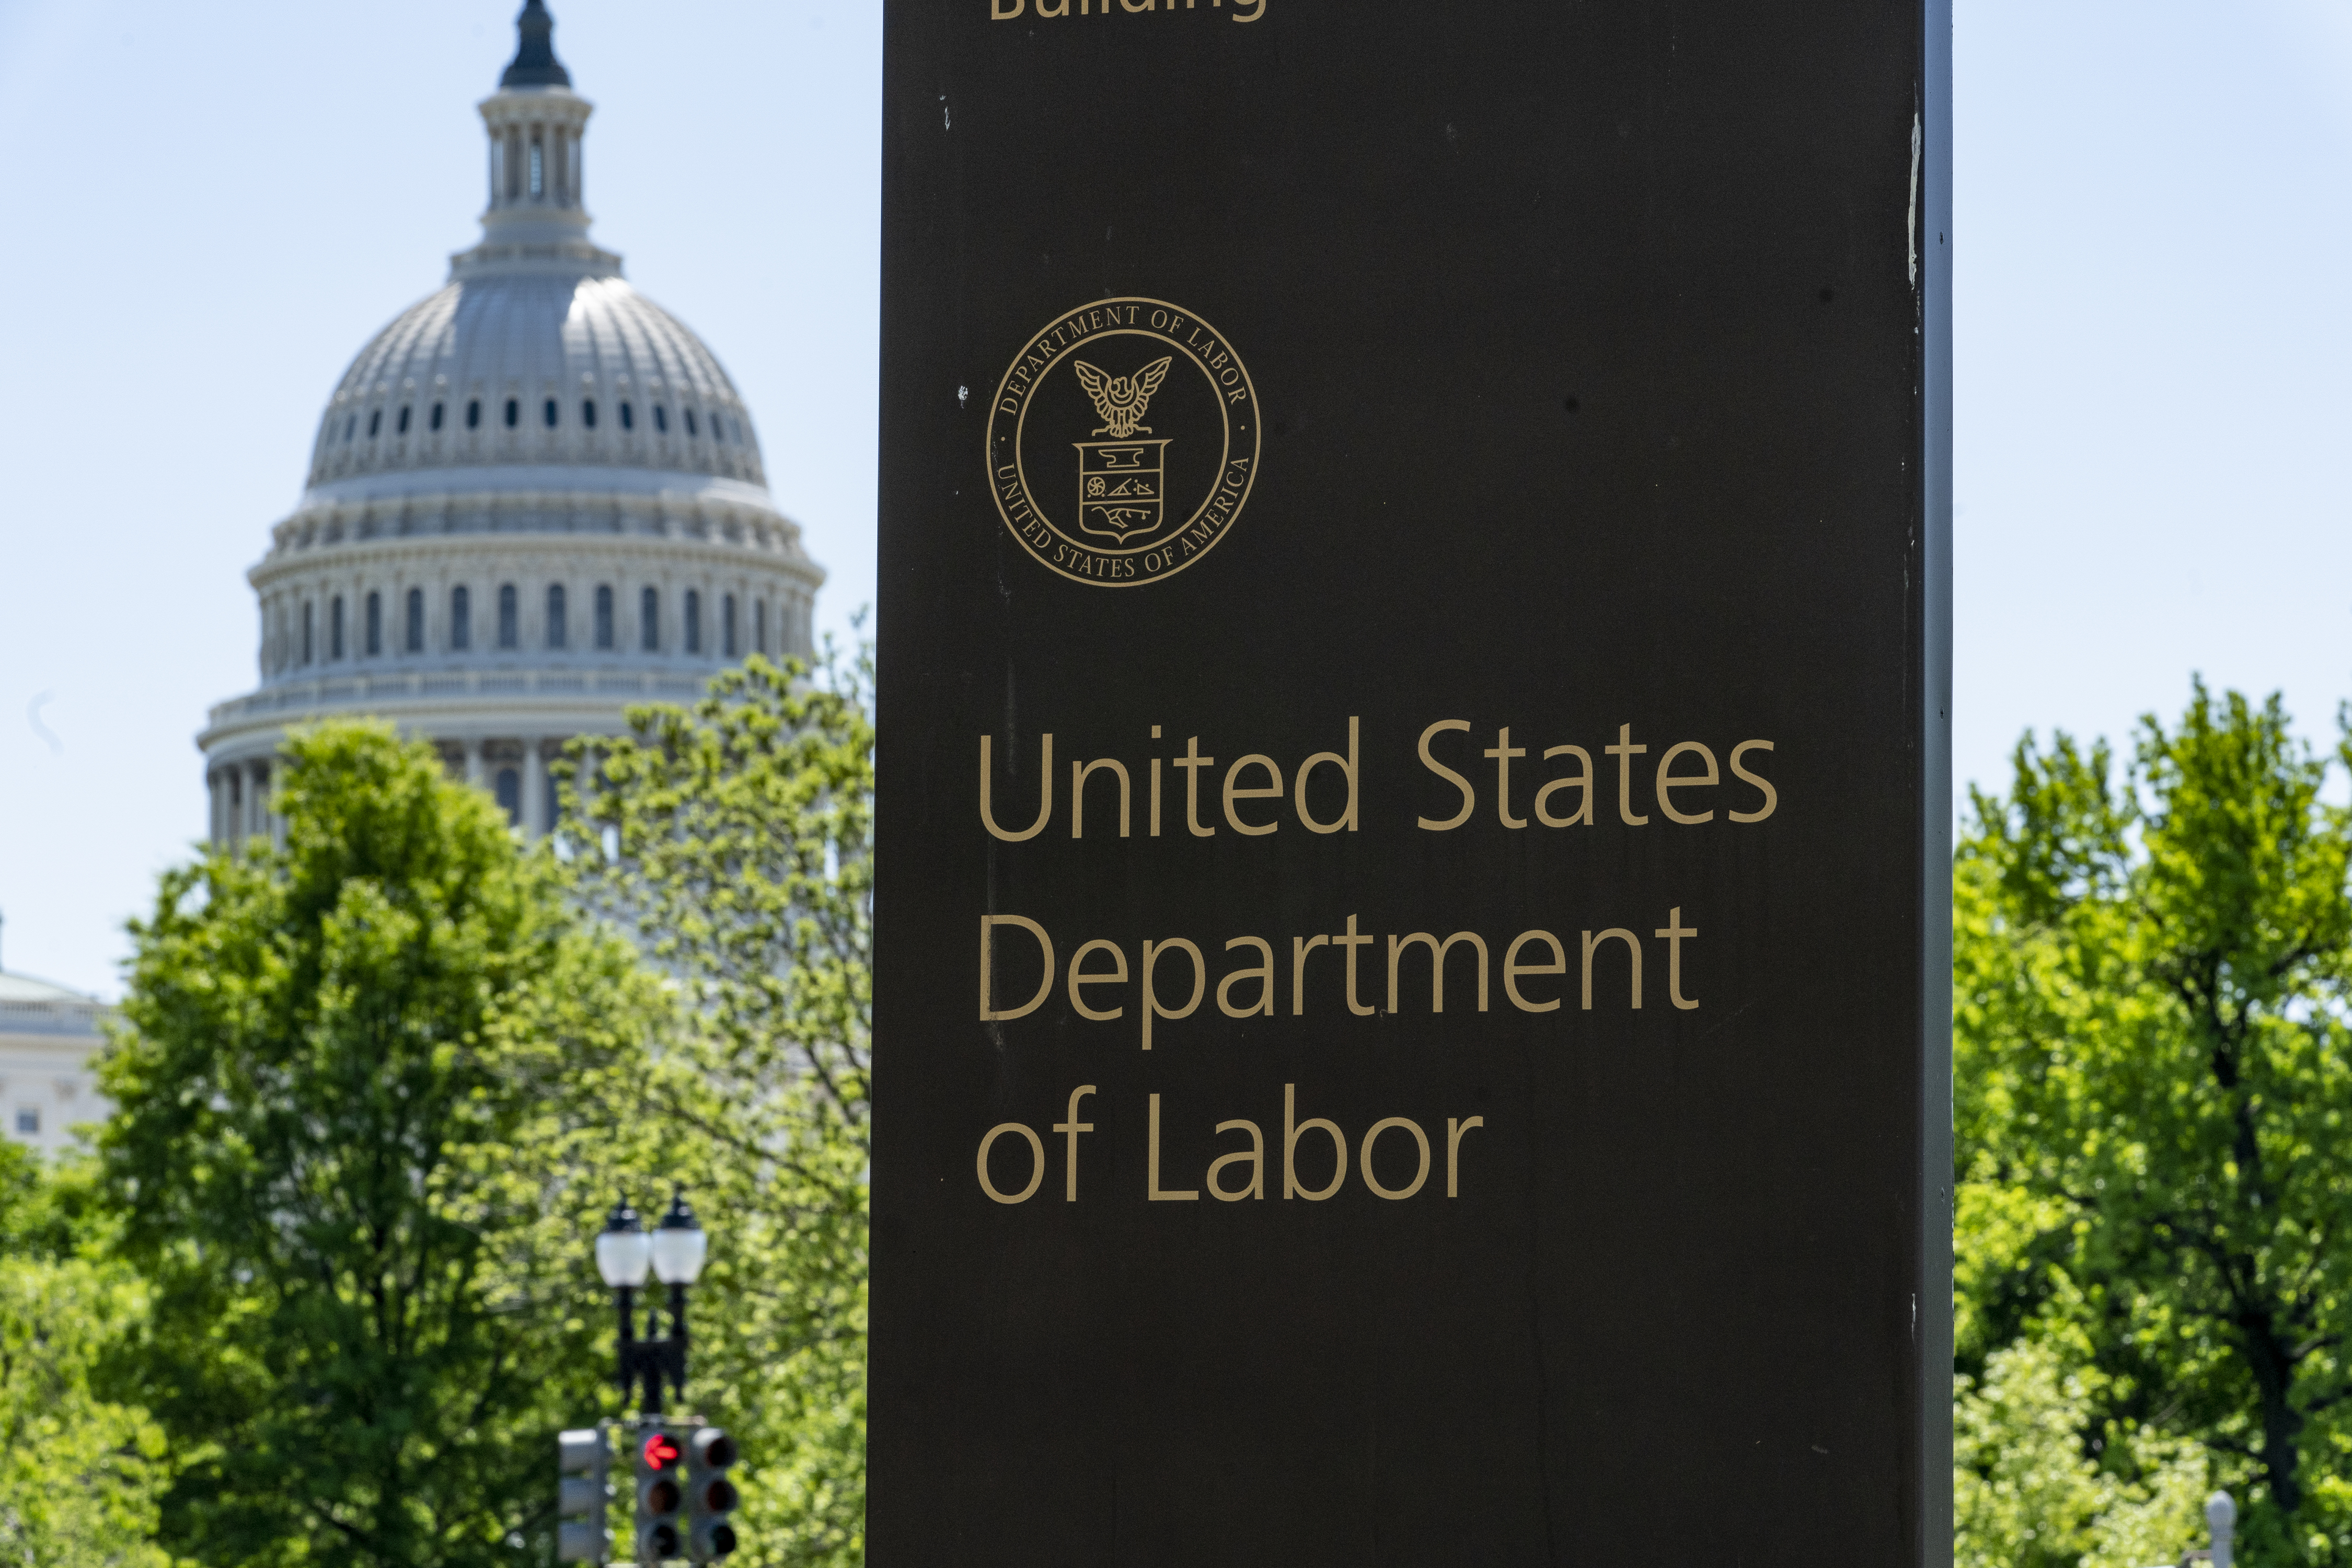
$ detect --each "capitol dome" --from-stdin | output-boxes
[200,0,823,845]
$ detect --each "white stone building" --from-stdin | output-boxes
[0,927,110,1153]
[199,1,823,844]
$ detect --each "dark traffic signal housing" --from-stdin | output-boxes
[556,1427,609,1564]
[687,1426,741,1558]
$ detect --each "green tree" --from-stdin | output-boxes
[1957,681,2352,1560]
[562,650,872,1566]
[1955,1336,2211,1568]
[100,721,665,1566]
[0,1145,171,1567]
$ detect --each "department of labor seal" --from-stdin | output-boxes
[986,297,1260,586]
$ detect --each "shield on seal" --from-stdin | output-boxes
[1075,439,1171,544]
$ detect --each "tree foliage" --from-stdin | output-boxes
[1956,1336,2211,1568]
[1957,681,2352,1561]
[100,721,666,1567]
[562,649,872,1566]
[0,1145,171,1567]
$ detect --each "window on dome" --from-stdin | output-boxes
[653,405,669,433]
[543,399,559,428]
[430,402,445,432]
[582,399,597,429]
[619,401,635,430]
[685,409,699,437]
[466,399,482,430]
[755,598,768,655]
[368,410,382,439]
[406,588,424,653]
[303,602,315,665]
[498,584,518,649]
[451,585,471,651]
[396,406,411,435]
[331,596,345,660]
[641,587,660,651]
[366,591,382,656]
[343,415,355,442]
[495,767,523,825]
[547,584,567,650]
[595,584,615,649]
[723,594,738,658]
[504,398,520,429]
[529,137,545,200]
[685,590,704,655]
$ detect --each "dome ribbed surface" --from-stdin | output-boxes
[307,274,766,494]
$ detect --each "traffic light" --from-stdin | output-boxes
[635,1424,686,1560]
[556,1427,608,1563]
[686,1427,741,1559]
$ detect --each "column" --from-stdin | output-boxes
[464,738,485,788]
[522,741,547,839]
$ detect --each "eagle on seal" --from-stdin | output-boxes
[1073,356,1174,439]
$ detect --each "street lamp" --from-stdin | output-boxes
[600,1192,708,1415]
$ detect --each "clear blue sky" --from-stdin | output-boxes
[0,1,2345,998]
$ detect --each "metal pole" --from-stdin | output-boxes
[615,1284,637,1401]
[641,1296,665,1416]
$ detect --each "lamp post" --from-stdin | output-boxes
[596,1193,709,1415]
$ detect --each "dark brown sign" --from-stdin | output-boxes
[874,2,1951,1560]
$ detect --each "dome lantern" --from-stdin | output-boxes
[465,1,610,279]
[500,0,572,89]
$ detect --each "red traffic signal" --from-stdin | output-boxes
[636,1425,688,1559]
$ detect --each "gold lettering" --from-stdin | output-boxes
[979,732,1054,840]
[1142,937,1206,1049]
[1605,723,1650,825]
[1386,930,1490,1013]
[1174,734,1216,836]
[1483,726,1528,828]
[1654,907,1699,1010]
[1221,753,1283,835]
[1283,1083,1346,1201]
[1730,740,1779,822]
[1208,1120,1265,1200]
[1293,716,1358,833]
[1336,914,1375,1018]
[1067,939,1127,1021]
[1218,936,1275,1017]
[1147,1094,1200,1200]
[1360,1117,1430,1200]
[1290,933,1329,1015]
[978,916,1055,1021]
[1535,744,1596,827]
[1581,927,1643,1010]
[1416,719,1475,829]
[1655,741,1719,824]
[976,1123,1045,1204]
[1504,930,1565,1013]
[1053,1085,1097,1201]
[1071,755,1132,837]
[1447,1116,1485,1197]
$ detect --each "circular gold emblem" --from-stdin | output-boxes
[986,297,1260,586]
